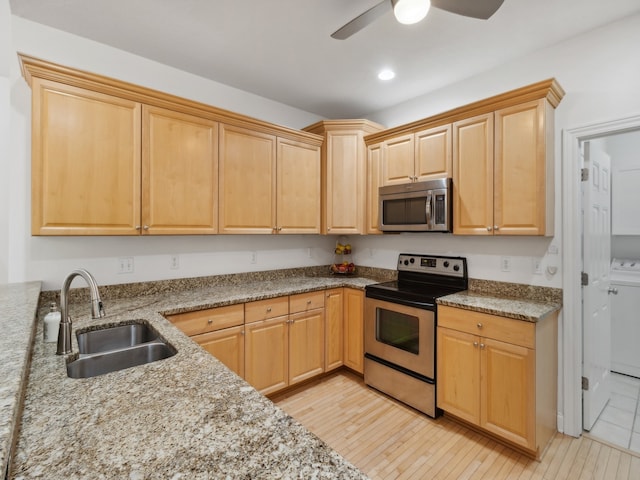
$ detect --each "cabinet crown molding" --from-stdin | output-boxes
[18,53,323,146]
[364,78,565,145]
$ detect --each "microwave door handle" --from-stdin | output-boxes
[425,194,432,229]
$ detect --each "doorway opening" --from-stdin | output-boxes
[562,115,640,452]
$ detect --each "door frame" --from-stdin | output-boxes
[562,114,640,437]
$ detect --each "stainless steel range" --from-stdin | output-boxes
[364,253,468,417]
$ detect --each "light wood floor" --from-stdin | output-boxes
[272,371,640,480]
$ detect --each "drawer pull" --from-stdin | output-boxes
[477,322,483,329]
[207,319,213,324]
[266,307,272,313]
[307,300,312,305]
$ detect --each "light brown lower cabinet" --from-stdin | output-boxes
[169,287,364,396]
[343,288,364,374]
[436,305,558,458]
[166,303,245,377]
[324,288,344,371]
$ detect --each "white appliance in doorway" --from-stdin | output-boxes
[610,258,640,379]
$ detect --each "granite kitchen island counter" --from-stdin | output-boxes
[10,275,376,479]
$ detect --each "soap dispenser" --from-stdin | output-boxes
[43,302,61,343]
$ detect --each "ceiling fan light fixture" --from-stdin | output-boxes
[392,0,431,25]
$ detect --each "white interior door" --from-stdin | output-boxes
[582,139,612,431]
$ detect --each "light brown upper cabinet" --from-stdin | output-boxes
[380,125,452,186]
[366,142,383,234]
[30,78,142,235]
[21,54,322,236]
[142,106,219,234]
[30,80,218,236]
[218,125,321,234]
[453,99,555,235]
[303,120,385,235]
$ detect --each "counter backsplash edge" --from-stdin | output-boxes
[38,267,561,307]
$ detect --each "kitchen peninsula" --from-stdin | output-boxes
[6,272,377,479]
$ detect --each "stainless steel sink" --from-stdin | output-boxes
[66,322,177,379]
[67,342,176,378]
[77,322,160,354]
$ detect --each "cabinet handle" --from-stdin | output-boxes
[486,226,492,231]
[480,343,486,349]
[473,341,478,347]
[477,323,483,329]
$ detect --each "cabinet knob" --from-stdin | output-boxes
[480,343,486,349]
[207,319,213,324]
[486,226,492,231]
[241,330,245,335]
[307,300,312,305]
[477,323,483,329]
[135,225,141,230]
[494,225,499,231]
[473,341,478,347]
[266,307,272,313]
[143,225,149,230]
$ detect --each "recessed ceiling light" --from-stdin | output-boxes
[378,69,396,81]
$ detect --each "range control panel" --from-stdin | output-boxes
[397,254,466,278]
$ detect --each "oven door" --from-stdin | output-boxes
[364,297,435,379]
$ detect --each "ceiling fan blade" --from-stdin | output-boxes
[431,0,504,19]
[331,0,392,40]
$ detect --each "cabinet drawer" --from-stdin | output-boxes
[438,305,534,348]
[167,303,244,336]
[245,296,289,323]
[289,291,325,313]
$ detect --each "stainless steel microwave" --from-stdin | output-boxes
[379,178,452,232]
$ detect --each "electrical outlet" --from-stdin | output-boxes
[501,256,511,272]
[250,251,257,264]
[170,254,180,270]
[117,257,134,274]
[532,258,542,275]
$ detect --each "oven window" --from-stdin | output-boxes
[375,308,419,354]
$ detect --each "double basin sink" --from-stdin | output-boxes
[66,321,176,378]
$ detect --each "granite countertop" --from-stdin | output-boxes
[0,282,41,477]
[437,290,562,322]
[9,276,376,479]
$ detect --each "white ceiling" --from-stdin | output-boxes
[9,0,640,118]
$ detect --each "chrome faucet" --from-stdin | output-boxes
[56,269,106,355]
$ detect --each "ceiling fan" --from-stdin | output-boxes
[331,0,505,39]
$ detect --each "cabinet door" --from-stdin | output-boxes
[219,124,276,234]
[324,288,344,371]
[415,124,452,180]
[277,138,321,234]
[289,309,325,385]
[31,78,141,235]
[436,327,481,424]
[382,134,415,185]
[142,106,218,234]
[481,337,535,450]
[366,142,383,234]
[453,113,494,235]
[192,326,245,378]
[343,288,364,374]
[245,316,288,395]
[494,99,550,235]
[324,130,365,234]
